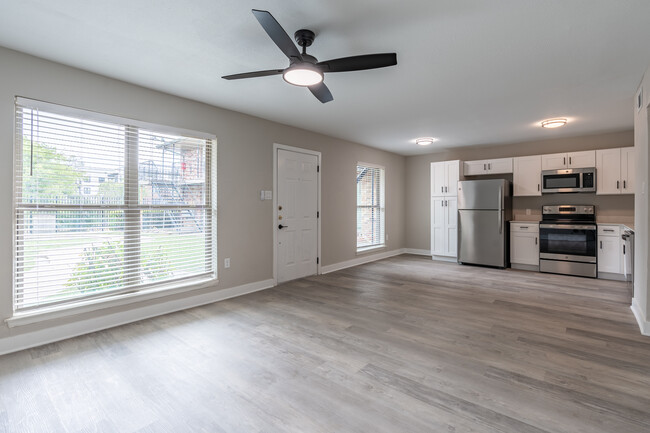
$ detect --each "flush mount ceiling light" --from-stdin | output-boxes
[282,62,323,87]
[541,118,567,128]
[416,137,438,146]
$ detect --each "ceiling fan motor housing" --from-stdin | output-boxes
[294,29,315,47]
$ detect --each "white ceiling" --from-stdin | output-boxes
[1,0,649,155]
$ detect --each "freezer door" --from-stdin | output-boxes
[457,179,506,210]
[458,209,506,267]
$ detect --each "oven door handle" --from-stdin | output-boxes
[539,224,597,230]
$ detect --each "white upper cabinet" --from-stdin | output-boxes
[463,157,513,176]
[621,147,635,194]
[431,160,460,196]
[596,147,635,195]
[541,151,595,170]
[513,155,542,196]
[568,151,597,169]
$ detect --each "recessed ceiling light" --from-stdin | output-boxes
[416,137,438,146]
[541,118,567,128]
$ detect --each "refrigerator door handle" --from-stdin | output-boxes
[498,187,502,234]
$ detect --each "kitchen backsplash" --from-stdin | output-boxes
[513,193,634,225]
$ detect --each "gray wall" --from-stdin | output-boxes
[406,131,635,251]
[0,46,406,341]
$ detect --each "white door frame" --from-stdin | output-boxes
[273,143,322,285]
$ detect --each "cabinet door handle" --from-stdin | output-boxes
[483,163,486,170]
[603,229,614,232]
[564,157,566,165]
[624,245,626,254]
[537,184,540,191]
[600,241,603,249]
[623,180,626,189]
[520,226,529,229]
[445,186,448,193]
[617,180,620,189]
[488,163,491,170]
[441,186,444,193]
[569,156,572,165]
[535,237,538,245]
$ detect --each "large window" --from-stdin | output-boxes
[356,163,385,251]
[13,98,216,313]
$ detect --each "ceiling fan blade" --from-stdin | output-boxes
[317,53,397,73]
[309,82,333,103]
[222,69,284,80]
[252,9,302,61]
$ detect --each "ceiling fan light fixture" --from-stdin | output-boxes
[416,137,438,146]
[283,64,323,87]
[541,118,567,128]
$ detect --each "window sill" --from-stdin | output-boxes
[6,276,218,328]
[356,245,386,255]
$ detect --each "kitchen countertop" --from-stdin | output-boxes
[510,220,634,231]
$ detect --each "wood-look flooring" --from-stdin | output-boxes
[1,255,649,432]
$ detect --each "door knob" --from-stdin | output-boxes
[278,224,288,229]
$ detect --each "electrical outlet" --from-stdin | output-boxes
[224,258,230,268]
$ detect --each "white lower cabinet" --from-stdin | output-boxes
[431,196,457,257]
[598,225,623,278]
[510,223,539,268]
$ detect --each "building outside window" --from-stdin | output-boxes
[356,163,385,251]
[13,98,216,313]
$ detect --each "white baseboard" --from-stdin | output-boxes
[321,249,404,274]
[597,272,626,282]
[403,248,431,256]
[631,297,650,336]
[431,255,457,263]
[0,279,275,356]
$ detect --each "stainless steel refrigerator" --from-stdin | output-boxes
[457,179,511,268]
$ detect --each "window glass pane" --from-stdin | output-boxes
[20,108,125,205]
[356,165,385,249]
[17,209,125,310]
[141,209,211,282]
[138,130,206,206]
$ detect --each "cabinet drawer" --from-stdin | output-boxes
[511,223,539,233]
[598,225,620,237]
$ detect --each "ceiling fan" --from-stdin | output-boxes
[222,9,398,103]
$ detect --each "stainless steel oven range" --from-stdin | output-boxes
[539,205,597,278]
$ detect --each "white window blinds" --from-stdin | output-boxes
[356,164,385,250]
[14,98,216,312]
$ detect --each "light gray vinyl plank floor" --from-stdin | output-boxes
[1,254,649,432]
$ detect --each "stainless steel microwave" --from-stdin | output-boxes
[541,168,596,193]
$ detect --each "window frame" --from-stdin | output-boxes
[356,162,386,253]
[12,97,217,318]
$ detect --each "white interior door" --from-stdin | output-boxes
[277,148,319,283]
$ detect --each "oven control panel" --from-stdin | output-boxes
[543,205,594,215]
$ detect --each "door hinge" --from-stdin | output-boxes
[316,257,319,264]
[317,165,320,173]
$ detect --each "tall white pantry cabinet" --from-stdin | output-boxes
[431,161,460,258]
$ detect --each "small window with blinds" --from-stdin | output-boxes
[13,98,216,313]
[356,163,385,251]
